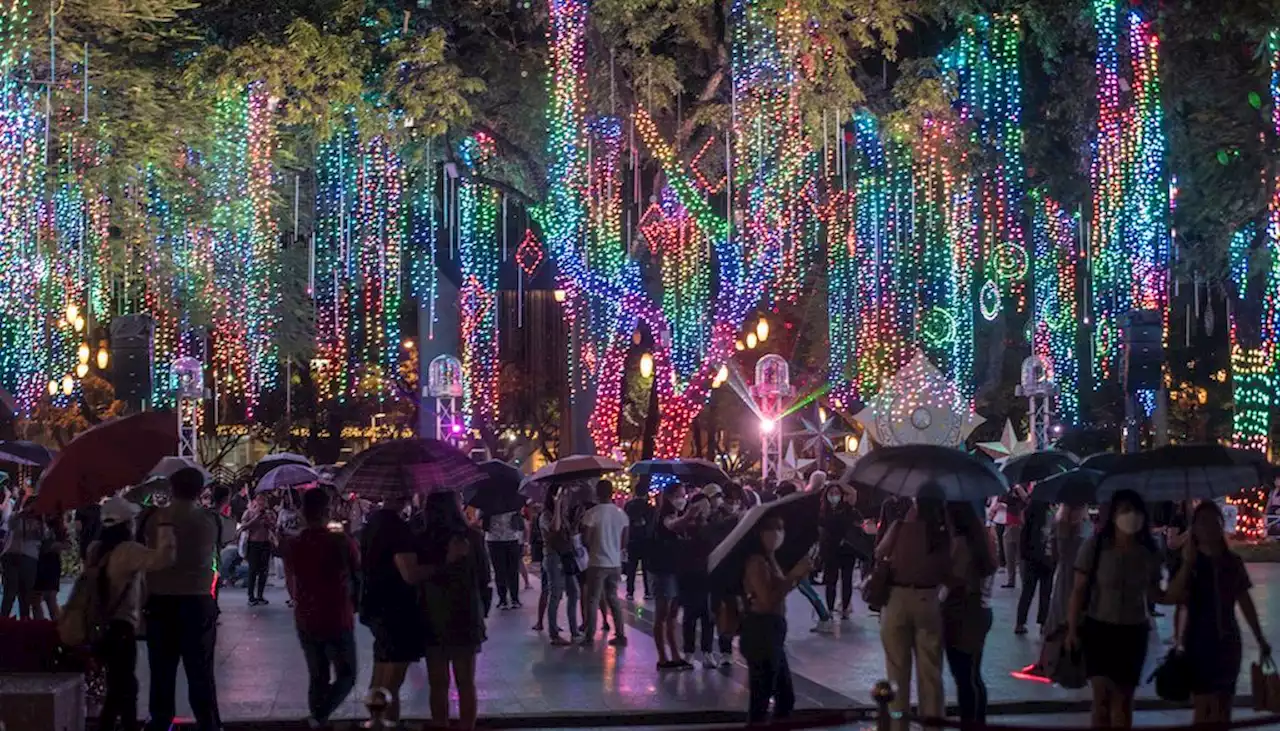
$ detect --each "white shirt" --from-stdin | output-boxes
[580,503,629,568]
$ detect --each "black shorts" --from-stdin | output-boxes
[34,553,61,592]
[1083,618,1149,688]
[370,615,425,664]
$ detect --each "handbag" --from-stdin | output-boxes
[1252,656,1275,711]
[1151,648,1191,702]
[861,560,892,612]
[1052,642,1088,689]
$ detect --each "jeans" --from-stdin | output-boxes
[0,553,36,619]
[1016,561,1054,628]
[679,575,713,654]
[98,620,138,731]
[245,540,271,601]
[623,546,650,597]
[581,566,624,640]
[545,554,580,638]
[488,541,522,605]
[298,630,357,724]
[796,577,830,621]
[740,613,793,724]
[710,589,735,654]
[880,587,944,725]
[144,595,221,731]
[1002,524,1022,586]
[945,645,988,723]
[823,554,855,613]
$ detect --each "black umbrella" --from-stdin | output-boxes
[0,440,54,467]
[253,453,312,481]
[708,491,821,585]
[1079,452,1122,473]
[843,445,1009,503]
[465,460,527,515]
[1001,450,1079,485]
[1096,444,1271,502]
[629,458,731,487]
[1030,469,1102,506]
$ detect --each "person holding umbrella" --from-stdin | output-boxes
[238,492,276,606]
[818,483,863,621]
[360,494,424,723]
[540,485,582,645]
[622,481,654,601]
[648,482,691,669]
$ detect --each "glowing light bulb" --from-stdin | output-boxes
[97,348,109,369]
[47,380,58,396]
[62,375,74,396]
[756,318,769,342]
[734,340,745,352]
[73,316,85,333]
[78,343,90,364]
[760,418,776,433]
[639,353,654,379]
[845,434,859,452]
[76,363,89,378]
[403,340,415,351]
[65,304,78,323]
[553,289,567,303]
[746,333,758,349]
[717,364,729,383]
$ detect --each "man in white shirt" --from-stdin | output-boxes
[579,480,629,647]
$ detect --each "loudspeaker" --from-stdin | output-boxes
[1120,309,1164,391]
[110,314,155,405]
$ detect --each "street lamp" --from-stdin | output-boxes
[639,352,654,379]
[76,363,88,378]
[78,343,90,364]
[61,375,74,396]
[97,347,109,369]
[760,417,776,433]
[746,333,758,349]
[47,380,57,396]
[756,318,769,343]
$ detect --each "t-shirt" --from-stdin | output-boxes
[1075,536,1163,625]
[359,508,418,624]
[143,502,220,596]
[3,512,44,559]
[483,511,522,543]
[581,503,629,568]
[275,508,303,540]
[623,498,654,546]
[291,526,359,638]
[1186,551,1251,643]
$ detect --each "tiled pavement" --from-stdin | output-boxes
[117,563,1280,726]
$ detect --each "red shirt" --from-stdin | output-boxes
[290,526,360,638]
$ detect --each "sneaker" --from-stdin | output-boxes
[626,593,635,601]
[703,652,719,669]
[811,619,836,634]
[549,634,571,646]
[840,608,852,620]
[675,658,695,670]
[570,633,584,644]
[645,593,654,600]
[719,653,732,668]
[577,636,594,647]
[511,600,523,609]
[497,600,510,611]
[608,635,628,647]
[531,623,544,632]
[1014,625,1028,635]
[258,597,270,606]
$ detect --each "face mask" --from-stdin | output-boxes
[826,494,841,505]
[763,531,785,551]
[1115,512,1144,535]
[670,497,687,512]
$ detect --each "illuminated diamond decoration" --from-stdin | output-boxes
[515,229,543,276]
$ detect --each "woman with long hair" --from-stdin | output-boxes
[88,498,176,731]
[1065,489,1172,729]
[1165,501,1269,725]
[417,491,490,731]
[740,515,813,724]
[539,486,581,645]
[876,492,951,728]
[818,484,863,621]
[648,482,691,669]
[943,502,998,723]
[33,514,69,619]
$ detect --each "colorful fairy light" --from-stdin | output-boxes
[456,133,500,426]
[1031,193,1081,424]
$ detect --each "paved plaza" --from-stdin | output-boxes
[116,563,1280,726]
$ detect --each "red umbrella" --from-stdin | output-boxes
[30,411,178,514]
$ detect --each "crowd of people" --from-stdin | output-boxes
[0,466,1274,730]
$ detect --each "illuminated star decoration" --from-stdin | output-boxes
[853,350,984,447]
[799,416,848,455]
[777,441,815,483]
[976,419,1035,463]
[834,433,873,471]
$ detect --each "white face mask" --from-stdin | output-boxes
[763,531,785,551]
[670,497,687,512]
[1114,512,1144,535]
[826,494,841,505]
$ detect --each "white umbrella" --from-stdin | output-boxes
[254,452,312,480]
[256,464,320,493]
[149,456,211,484]
[523,454,624,486]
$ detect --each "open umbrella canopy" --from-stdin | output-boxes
[524,454,623,486]
[0,440,54,468]
[1030,469,1102,506]
[256,464,320,493]
[30,411,177,514]
[253,453,312,481]
[149,456,211,484]
[1001,450,1079,486]
[334,438,484,502]
[464,460,527,515]
[1096,444,1271,502]
[629,458,730,487]
[708,491,821,585]
[1079,452,1122,473]
[843,444,1009,503]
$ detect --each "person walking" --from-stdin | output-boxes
[290,489,360,728]
[943,502,997,723]
[876,494,951,728]
[87,498,177,731]
[540,486,582,645]
[819,484,863,621]
[1015,498,1055,635]
[649,482,690,669]
[483,508,524,610]
[1065,489,1171,730]
[579,480,628,646]
[359,495,423,723]
[622,482,654,600]
[706,485,740,667]
[142,468,223,731]
[418,491,490,731]
[1035,503,1089,674]
[740,515,812,725]
[999,487,1027,588]
[33,514,68,620]
[1,504,45,619]
[1165,501,1269,725]
[986,496,1007,571]
[526,502,549,631]
[239,492,275,606]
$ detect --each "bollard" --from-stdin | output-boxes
[871,680,895,731]
[362,687,395,729]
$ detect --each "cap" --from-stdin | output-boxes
[100,496,140,527]
[702,483,724,498]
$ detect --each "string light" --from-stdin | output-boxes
[456,133,500,426]
[1031,193,1081,424]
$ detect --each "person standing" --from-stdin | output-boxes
[33,514,68,619]
[1015,499,1055,635]
[876,495,951,728]
[290,489,360,728]
[819,484,863,621]
[578,480,629,647]
[776,481,832,633]
[88,498,177,731]
[239,493,275,606]
[1165,501,1269,725]
[73,501,102,563]
[999,487,1027,589]
[527,502,549,631]
[418,491,490,731]
[649,483,690,669]
[359,495,423,723]
[143,468,223,731]
[1,505,45,619]
[274,491,304,608]
[943,502,997,723]
[1065,489,1170,730]
[482,509,523,610]
[622,482,654,600]
[674,493,717,667]
[540,486,581,645]
[740,515,812,724]
[986,496,1007,571]
[1035,503,1089,673]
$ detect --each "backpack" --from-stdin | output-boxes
[58,549,127,648]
